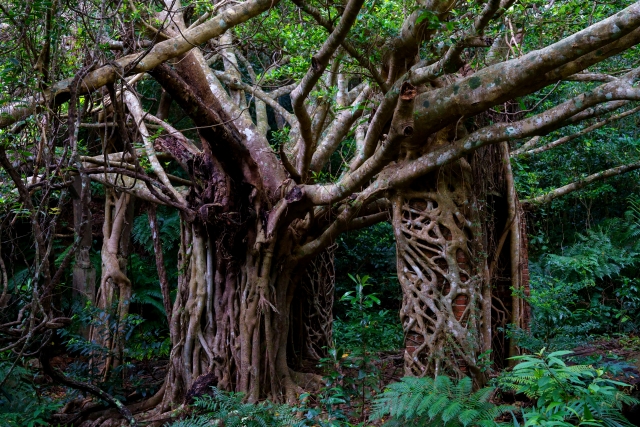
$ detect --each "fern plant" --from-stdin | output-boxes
[132,208,181,254]
[369,375,515,426]
[497,349,638,427]
[166,387,303,427]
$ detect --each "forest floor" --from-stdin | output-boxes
[28,336,640,426]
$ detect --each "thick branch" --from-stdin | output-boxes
[412,3,640,139]
[366,77,640,198]
[149,63,263,190]
[384,1,455,83]
[171,48,287,196]
[303,82,417,205]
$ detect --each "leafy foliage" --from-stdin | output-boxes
[370,375,514,427]
[58,301,167,400]
[496,350,638,427]
[0,359,62,427]
[132,208,181,254]
[129,207,180,319]
[334,274,403,352]
[334,222,398,316]
[512,203,640,351]
[308,274,404,423]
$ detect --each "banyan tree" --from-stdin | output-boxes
[2,0,640,423]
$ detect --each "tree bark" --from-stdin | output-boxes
[72,175,95,338]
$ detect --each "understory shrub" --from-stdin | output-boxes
[496,349,638,427]
[0,359,62,427]
[513,210,640,351]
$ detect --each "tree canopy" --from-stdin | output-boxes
[2,0,640,425]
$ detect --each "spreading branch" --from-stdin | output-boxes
[523,160,640,206]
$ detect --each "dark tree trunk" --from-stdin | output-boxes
[161,216,323,406]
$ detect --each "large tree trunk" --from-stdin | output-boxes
[289,246,335,367]
[394,159,489,382]
[394,141,530,383]
[161,216,322,407]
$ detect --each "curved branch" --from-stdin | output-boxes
[124,90,187,207]
[363,77,640,199]
[310,86,371,173]
[213,70,297,127]
[291,0,387,90]
[412,4,640,139]
[41,351,137,426]
[305,81,418,204]
[510,100,631,156]
[80,156,193,186]
[84,167,189,209]
[384,1,456,83]
[143,114,201,155]
[267,82,297,100]
[523,160,640,206]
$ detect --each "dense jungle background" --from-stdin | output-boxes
[2,0,640,426]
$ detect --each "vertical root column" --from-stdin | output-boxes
[91,189,134,380]
[394,161,487,382]
[164,223,222,407]
[295,246,335,364]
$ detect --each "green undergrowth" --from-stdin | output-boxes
[167,349,638,427]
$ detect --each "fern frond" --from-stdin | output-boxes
[455,377,473,400]
[427,395,450,420]
[415,390,443,416]
[468,386,493,405]
[458,408,480,427]
[441,401,463,423]
[371,376,511,427]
